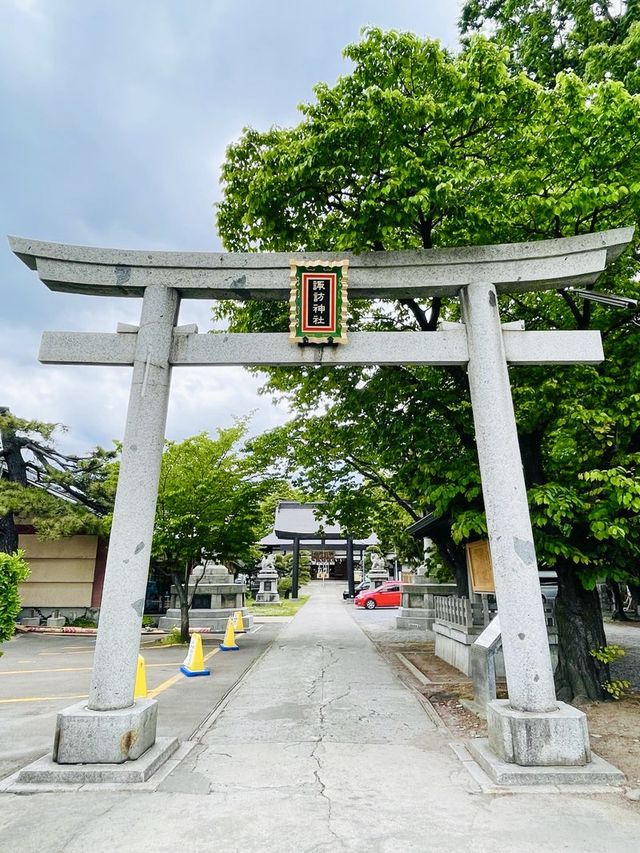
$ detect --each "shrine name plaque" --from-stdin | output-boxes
[466,539,495,594]
[289,260,348,344]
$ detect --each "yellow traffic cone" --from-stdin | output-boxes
[219,616,239,651]
[233,610,245,633]
[180,632,211,677]
[134,654,148,698]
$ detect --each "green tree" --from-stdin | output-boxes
[0,550,30,644]
[460,0,640,92]
[152,424,279,641]
[275,550,311,597]
[248,424,431,573]
[215,28,640,699]
[0,408,118,553]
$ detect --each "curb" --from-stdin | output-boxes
[14,626,217,637]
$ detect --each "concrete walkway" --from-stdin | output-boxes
[2,583,640,852]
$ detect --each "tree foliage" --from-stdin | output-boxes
[0,550,30,643]
[153,423,276,568]
[0,408,118,553]
[460,0,640,92]
[275,550,311,596]
[214,27,639,699]
[152,423,282,640]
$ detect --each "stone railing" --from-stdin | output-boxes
[543,600,556,628]
[434,595,474,627]
[471,597,499,627]
[435,593,555,630]
[434,592,557,678]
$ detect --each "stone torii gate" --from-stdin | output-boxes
[9,227,633,781]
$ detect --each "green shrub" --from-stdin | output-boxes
[275,552,311,588]
[0,550,30,642]
[602,679,631,699]
[158,627,184,645]
[278,576,292,598]
[68,617,98,628]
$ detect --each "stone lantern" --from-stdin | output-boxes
[254,554,280,604]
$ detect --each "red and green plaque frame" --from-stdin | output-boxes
[289,259,349,345]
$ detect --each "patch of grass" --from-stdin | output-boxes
[68,616,98,628]
[155,627,187,646]
[248,595,310,617]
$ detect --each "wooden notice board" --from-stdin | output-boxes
[466,539,495,594]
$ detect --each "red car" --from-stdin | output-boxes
[354,580,401,610]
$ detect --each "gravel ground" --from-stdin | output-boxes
[349,597,640,691]
[346,599,434,646]
[605,620,640,690]
[346,599,640,783]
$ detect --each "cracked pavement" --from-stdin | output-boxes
[2,582,640,852]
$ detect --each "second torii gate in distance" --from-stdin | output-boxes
[9,226,633,782]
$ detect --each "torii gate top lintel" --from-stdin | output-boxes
[8,227,634,300]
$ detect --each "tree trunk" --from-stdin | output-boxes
[430,528,469,596]
[0,410,27,555]
[0,514,18,554]
[180,602,190,644]
[554,560,610,702]
[171,569,190,644]
[1,415,28,487]
[183,563,205,644]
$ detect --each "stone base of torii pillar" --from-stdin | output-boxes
[53,699,159,765]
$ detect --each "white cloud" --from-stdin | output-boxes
[1,0,460,452]
[168,366,291,442]
[0,324,290,454]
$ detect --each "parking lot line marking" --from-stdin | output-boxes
[38,649,95,656]
[148,647,220,699]
[0,662,183,676]
[147,674,182,698]
[36,644,196,656]
[0,694,88,704]
[0,667,91,676]
[0,647,221,704]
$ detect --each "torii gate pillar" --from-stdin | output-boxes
[55,284,180,763]
[462,283,588,766]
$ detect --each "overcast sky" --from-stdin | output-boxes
[0,0,460,454]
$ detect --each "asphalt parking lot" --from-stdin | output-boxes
[0,621,286,779]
